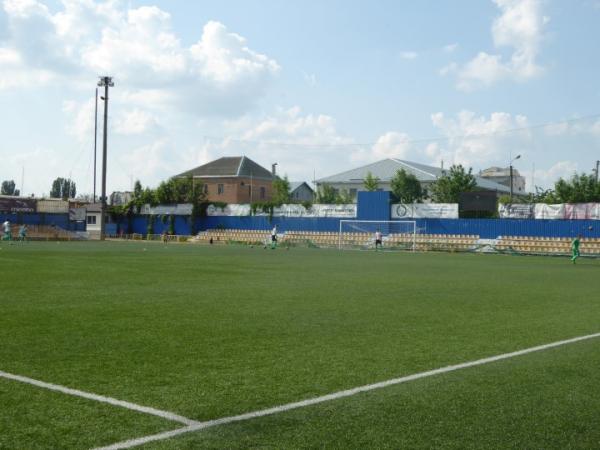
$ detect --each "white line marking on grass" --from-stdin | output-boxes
[94,331,600,450]
[0,370,199,426]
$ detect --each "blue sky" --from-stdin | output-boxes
[1,0,599,197]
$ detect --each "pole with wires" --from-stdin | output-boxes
[98,76,114,241]
[93,87,98,203]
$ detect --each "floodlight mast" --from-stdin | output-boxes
[509,154,521,204]
[98,76,114,241]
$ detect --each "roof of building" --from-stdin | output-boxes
[479,166,522,177]
[176,156,274,180]
[316,158,512,193]
[86,203,103,213]
[289,181,314,193]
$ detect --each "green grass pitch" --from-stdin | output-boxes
[1,241,599,449]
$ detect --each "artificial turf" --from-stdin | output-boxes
[0,241,599,449]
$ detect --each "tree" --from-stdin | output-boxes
[272,176,291,205]
[363,172,380,191]
[430,164,477,203]
[1,180,17,196]
[50,177,76,200]
[390,169,424,203]
[154,176,204,204]
[133,180,143,199]
[336,189,354,204]
[316,184,337,203]
[553,173,599,203]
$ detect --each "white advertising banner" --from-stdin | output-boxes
[498,204,535,219]
[564,203,600,220]
[207,203,356,218]
[533,203,565,220]
[391,203,458,219]
[206,204,251,216]
[141,204,193,216]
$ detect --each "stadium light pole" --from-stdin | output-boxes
[98,76,114,241]
[93,87,98,203]
[509,154,521,204]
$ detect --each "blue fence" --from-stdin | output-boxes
[112,215,600,239]
[3,204,600,240]
[357,191,391,221]
[415,218,599,239]
[0,213,85,232]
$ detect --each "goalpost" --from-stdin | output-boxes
[338,220,417,251]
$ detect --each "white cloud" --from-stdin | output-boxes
[542,118,600,137]
[62,97,96,142]
[0,1,280,116]
[429,110,531,168]
[191,107,355,183]
[443,43,458,53]
[454,0,548,90]
[302,71,317,87]
[399,51,418,60]
[351,132,411,164]
[117,139,173,184]
[114,109,158,135]
[524,160,579,188]
[439,62,458,76]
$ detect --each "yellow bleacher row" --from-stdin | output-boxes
[6,224,79,241]
[496,236,600,255]
[194,229,479,250]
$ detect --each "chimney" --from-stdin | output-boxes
[272,163,278,177]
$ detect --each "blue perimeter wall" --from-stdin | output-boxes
[3,211,599,239]
[115,215,600,239]
[0,213,85,231]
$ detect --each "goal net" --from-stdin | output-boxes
[338,220,417,251]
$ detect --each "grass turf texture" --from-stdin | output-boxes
[0,241,599,449]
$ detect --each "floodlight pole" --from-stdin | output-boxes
[509,154,521,204]
[98,76,114,241]
[93,87,98,203]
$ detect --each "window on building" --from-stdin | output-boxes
[87,215,96,225]
[349,188,357,198]
[260,186,266,199]
[218,184,224,195]
[203,184,208,194]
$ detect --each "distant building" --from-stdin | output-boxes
[316,158,512,201]
[479,166,526,195]
[176,156,275,203]
[85,203,103,239]
[110,191,133,206]
[289,182,314,202]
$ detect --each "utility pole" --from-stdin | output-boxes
[595,160,599,183]
[509,154,521,204]
[93,87,98,203]
[98,76,114,241]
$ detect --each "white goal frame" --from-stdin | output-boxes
[338,220,417,251]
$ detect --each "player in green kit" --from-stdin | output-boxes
[571,235,581,264]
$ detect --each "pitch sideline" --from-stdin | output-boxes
[0,370,198,426]
[93,331,600,449]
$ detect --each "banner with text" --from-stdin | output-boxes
[0,197,36,213]
[391,203,459,219]
[207,203,356,218]
[499,203,600,220]
[498,204,535,219]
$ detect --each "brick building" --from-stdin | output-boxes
[176,156,275,203]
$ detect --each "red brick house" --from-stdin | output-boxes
[176,156,275,203]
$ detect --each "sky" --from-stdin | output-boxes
[1,0,600,197]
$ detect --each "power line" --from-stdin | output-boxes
[203,113,600,149]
